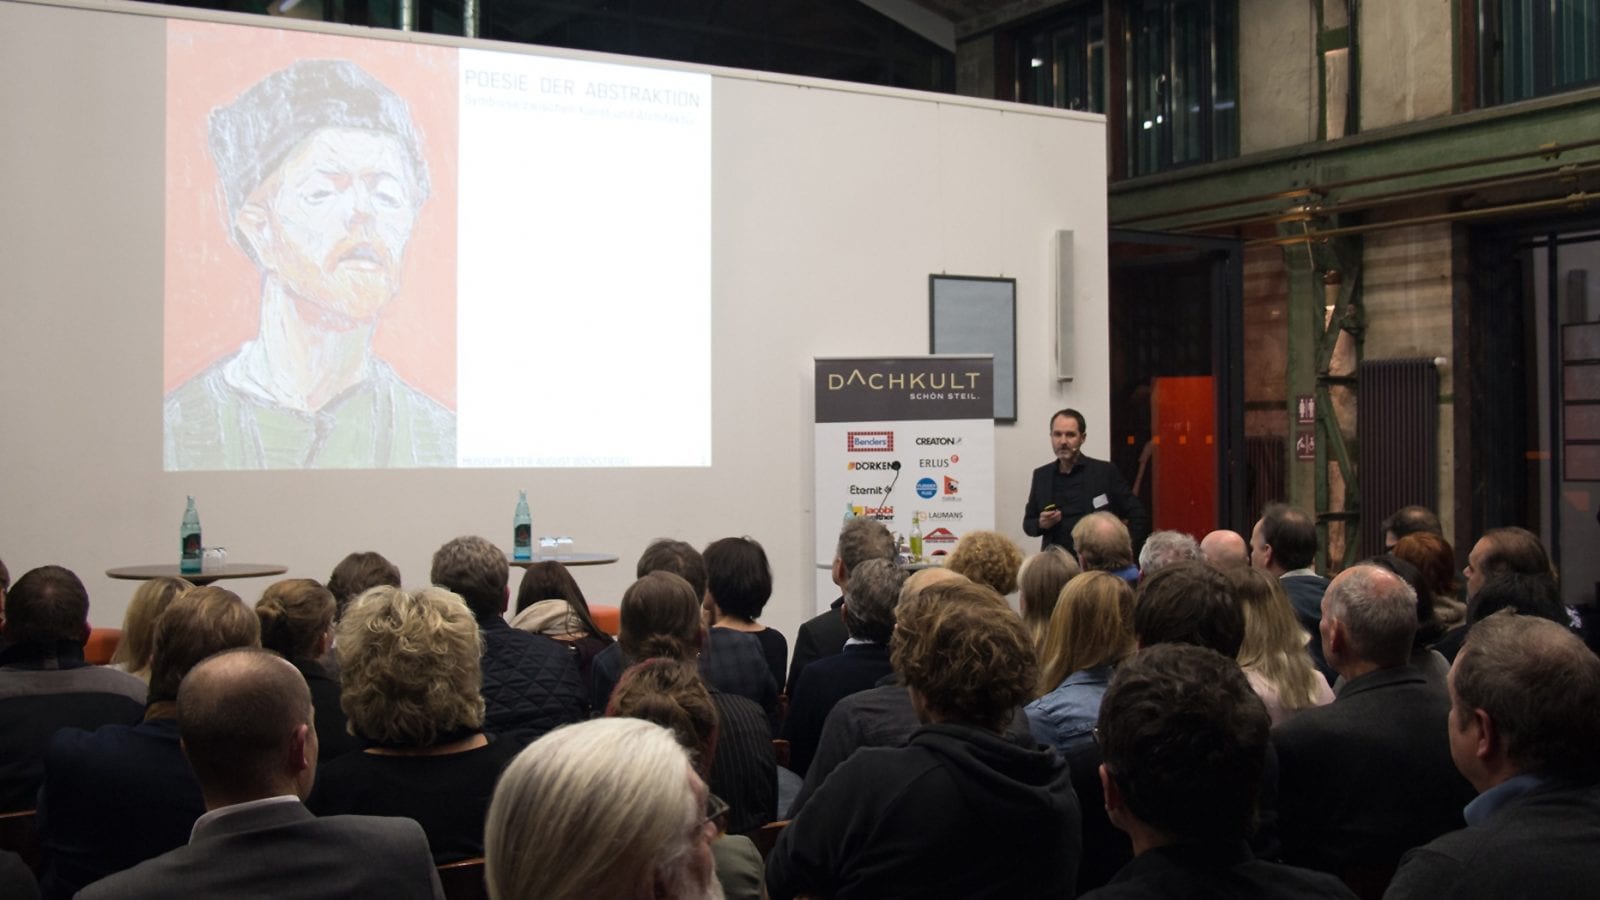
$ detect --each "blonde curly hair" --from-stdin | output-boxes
[336,586,485,746]
[944,530,1024,596]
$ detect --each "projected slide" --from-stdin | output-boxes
[162,21,711,471]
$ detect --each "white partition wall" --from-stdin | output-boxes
[0,0,1111,638]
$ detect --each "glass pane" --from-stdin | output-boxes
[1213,0,1239,159]
[1554,0,1600,89]
[1128,0,1168,176]
[1088,16,1106,113]
[1170,0,1206,165]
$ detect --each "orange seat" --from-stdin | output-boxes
[749,820,790,859]
[588,604,620,636]
[83,627,122,666]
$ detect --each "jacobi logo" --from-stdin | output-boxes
[915,437,962,446]
[846,432,894,452]
[826,370,983,391]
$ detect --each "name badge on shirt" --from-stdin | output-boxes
[1093,494,1110,509]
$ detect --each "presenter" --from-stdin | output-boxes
[164,60,454,470]
[1022,409,1149,557]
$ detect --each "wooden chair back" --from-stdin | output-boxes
[437,856,487,900]
[0,809,40,874]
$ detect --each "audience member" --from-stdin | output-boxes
[484,718,721,900]
[1462,526,1555,600]
[1381,505,1442,552]
[1432,570,1568,662]
[1200,529,1250,569]
[1273,565,1476,894]
[255,578,359,761]
[510,561,614,682]
[704,536,788,691]
[789,569,1044,818]
[308,586,518,862]
[1386,612,1600,899]
[79,649,443,900]
[1362,555,1449,686]
[768,578,1080,899]
[325,550,401,620]
[107,576,192,681]
[0,566,147,812]
[1137,530,1201,578]
[945,529,1024,595]
[1073,512,1140,584]
[1391,532,1465,626]
[788,516,895,693]
[430,535,588,744]
[632,539,777,723]
[1251,503,1334,682]
[1081,644,1355,899]
[1133,561,1244,656]
[608,658,765,900]
[593,572,775,834]
[1018,545,1080,654]
[1229,566,1333,725]
[0,849,37,900]
[1027,570,1135,753]
[37,586,260,899]
[783,558,905,776]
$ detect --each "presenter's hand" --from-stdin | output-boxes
[1039,509,1063,531]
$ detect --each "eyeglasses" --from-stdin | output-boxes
[702,793,731,838]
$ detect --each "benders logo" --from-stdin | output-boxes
[846,431,894,452]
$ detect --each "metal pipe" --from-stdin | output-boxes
[1247,192,1596,247]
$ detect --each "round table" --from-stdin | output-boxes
[506,552,619,568]
[106,563,288,586]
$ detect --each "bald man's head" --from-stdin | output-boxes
[178,648,315,805]
[1200,530,1249,570]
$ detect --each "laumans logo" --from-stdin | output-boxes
[827,370,983,391]
[846,431,894,452]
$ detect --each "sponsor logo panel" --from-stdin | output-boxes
[846,431,894,452]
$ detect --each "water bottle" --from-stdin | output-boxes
[513,490,533,561]
[910,512,924,563]
[844,502,856,521]
[180,496,202,574]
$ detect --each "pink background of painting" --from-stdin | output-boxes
[164,20,457,408]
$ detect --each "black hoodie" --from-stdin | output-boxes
[767,722,1081,899]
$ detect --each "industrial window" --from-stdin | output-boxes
[1126,0,1238,177]
[1480,0,1600,105]
[1015,5,1106,112]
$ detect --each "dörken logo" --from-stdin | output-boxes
[846,432,894,452]
[848,461,899,471]
[915,437,962,446]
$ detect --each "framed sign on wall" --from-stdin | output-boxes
[930,275,1017,422]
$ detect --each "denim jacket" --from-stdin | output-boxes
[1024,664,1114,753]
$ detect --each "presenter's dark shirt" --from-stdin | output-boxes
[1022,456,1150,555]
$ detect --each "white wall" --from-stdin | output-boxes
[0,0,1110,641]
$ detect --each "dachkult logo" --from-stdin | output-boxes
[846,431,894,452]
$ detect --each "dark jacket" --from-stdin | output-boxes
[477,616,588,745]
[292,657,362,763]
[1280,574,1336,685]
[1273,666,1476,880]
[782,642,893,777]
[767,723,1081,899]
[1082,840,1357,899]
[0,642,146,812]
[36,717,203,900]
[1022,456,1149,554]
[787,597,848,694]
[1385,780,1600,900]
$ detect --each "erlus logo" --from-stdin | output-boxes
[846,432,894,452]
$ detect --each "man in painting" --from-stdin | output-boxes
[164,59,454,469]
